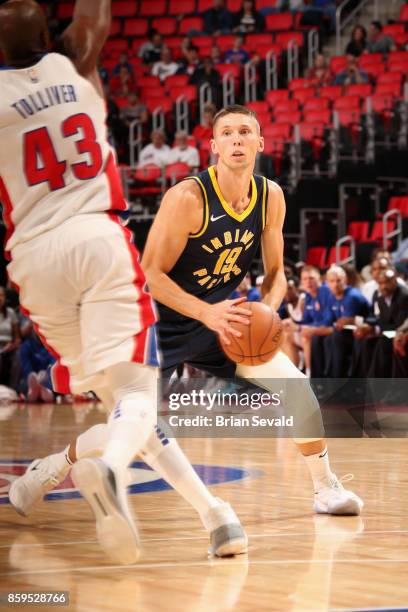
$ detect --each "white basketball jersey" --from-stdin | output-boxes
[0,53,127,252]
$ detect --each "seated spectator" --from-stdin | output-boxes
[345,25,367,57]
[306,53,333,88]
[224,34,250,65]
[204,0,232,35]
[138,30,164,65]
[151,47,179,83]
[333,54,368,85]
[0,286,20,389]
[113,52,134,76]
[138,130,172,167]
[169,131,200,169]
[230,273,260,301]
[341,263,363,289]
[352,269,408,377]
[361,257,400,304]
[393,317,408,377]
[366,21,396,54]
[189,57,222,106]
[19,326,55,403]
[232,0,265,33]
[284,265,332,372]
[177,46,201,76]
[360,247,392,282]
[193,103,216,143]
[307,266,369,377]
[109,65,136,97]
[120,92,148,127]
[210,44,224,64]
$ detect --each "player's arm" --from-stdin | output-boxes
[260,181,288,311]
[142,181,252,345]
[57,0,111,94]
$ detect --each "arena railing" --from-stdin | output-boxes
[336,0,379,55]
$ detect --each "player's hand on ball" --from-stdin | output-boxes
[200,297,252,346]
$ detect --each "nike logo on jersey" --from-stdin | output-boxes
[210,214,226,222]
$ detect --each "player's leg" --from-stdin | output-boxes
[236,351,364,515]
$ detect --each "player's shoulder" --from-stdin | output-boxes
[266,179,284,199]
[161,177,204,216]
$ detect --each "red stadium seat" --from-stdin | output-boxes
[383,23,406,37]
[333,95,361,112]
[368,220,395,243]
[216,35,236,51]
[215,63,242,80]
[246,101,269,114]
[140,0,166,16]
[377,71,404,84]
[165,162,191,183]
[388,51,408,64]
[389,61,408,76]
[394,32,408,47]
[387,196,408,216]
[145,97,173,114]
[112,1,138,17]
[124,19,149,37]
[168,0,196,14]
[330,55,348,74]
[326,246,350,267]
[368,94,394,113]
[336,109,361,126]
[191,36,214,49]
[276,31,303,49]
[399,4,408,21]
[274,99,299,114]
[102,59,117,74]
[306,247,326,268]
[104,39,129,56]
[168,85,197,102]
[57,3,74,19]
[347,221,369,242]
[256,111,273,128]
[303,109,331,125]
[165,37,184,54]
[178,16,204,34]
[226,0,242,10]
[275,111,302,124]
[265,13,293,31]
[152,18,178,36]
[363,63,386,78]
[113,96,129,109]
[109,20,122,38]
[256,0,279,8]
[140,87,167,100]
[292,87,316,105]
[303,97,330,112]
[265,89,290,107]
[164,75,190,90]
[132,165,163,198]
[358,53,383,67]
[138,76,162,89]
[197,0,214,10]
[263,123,292,141]
[298,123,325,140]
[289,77,310,91]
[375,82,402,97]
[346,83,372,98]
[246,34,274,51]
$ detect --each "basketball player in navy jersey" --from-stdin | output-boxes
[12,104,363,520]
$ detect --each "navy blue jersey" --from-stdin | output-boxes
[157,166,268,334]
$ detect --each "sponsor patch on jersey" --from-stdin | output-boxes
[0,459,259,503]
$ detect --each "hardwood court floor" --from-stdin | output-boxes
[0,402,407,612]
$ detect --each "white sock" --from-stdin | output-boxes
[45,446,72,475]
[140,425,219,520]
[303,447,335,491]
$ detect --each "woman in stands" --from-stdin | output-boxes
[232,0,265,33]
[345,25,367,57]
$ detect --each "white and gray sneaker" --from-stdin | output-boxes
[71,457,140,565]
[314,474,363,516]
[9,454,71,517]
[201,499,248,557]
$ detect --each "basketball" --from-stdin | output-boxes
[219,302,283,366]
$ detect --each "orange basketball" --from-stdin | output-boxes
[219,302,283,366]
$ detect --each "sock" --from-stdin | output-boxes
[303,447,335,491]
[44,446,72,476]
[139,425,219,520]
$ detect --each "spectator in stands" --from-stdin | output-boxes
[113,52,134,76]
[138,30,164,65]
[151,47,179,83]
[203,0,233,35]
[109,65,136,97]
[104,85,125,158]
[19,325,55,403]
[366,21,396,55]
[352,269,408,377]
[232,0,265,33]
[393,317,408,377]
[120,92,149,128]
[0,286,20,389]
[361,257,392,303]
[231,273,260,301]
[360,247,392,281]
[333,54,368,85]
[341,263,363,289]
[189,57,222,107]
[306,53,333,88]
[307,266,369,377]
[138,130,172,168]
[169,131,200,170]
[210,44,224,64]
[224,34,250,65]
[177,46,201,76]
[345,25,367,57]
[192,103,216,143]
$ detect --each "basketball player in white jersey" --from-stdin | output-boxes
[1,0,248,563]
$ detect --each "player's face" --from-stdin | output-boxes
[211,114,264,170]
[326,272,345,296]
[301,271,320,293]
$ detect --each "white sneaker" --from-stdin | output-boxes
[8,455,70,517]
[201,499,248,557]
[71,458,140,565]
[314,474,364,516]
